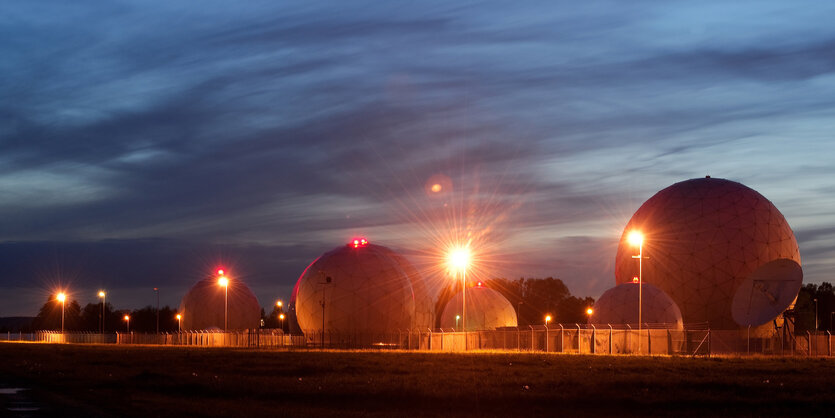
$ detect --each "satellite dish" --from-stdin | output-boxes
[731,258,803,326]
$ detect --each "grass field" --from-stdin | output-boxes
[1,343,834,417]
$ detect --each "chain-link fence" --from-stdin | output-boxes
[3,326,832,356]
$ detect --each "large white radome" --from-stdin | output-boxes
[179,276,261,330]
[615,177,802,329]
[294,242,422,343]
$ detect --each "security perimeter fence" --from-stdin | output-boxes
[2,326,832,356]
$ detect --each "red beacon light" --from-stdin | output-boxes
[476,281,483,287]
[218,269,225,276]
[351,238,369,248]
[632,276,639,283]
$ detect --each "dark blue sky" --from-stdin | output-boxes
[3,1,835,316]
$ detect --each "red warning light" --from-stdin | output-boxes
[350,238,369,248]
[218,269,225,276]
[477,281,483,287]
[632,276,639,283]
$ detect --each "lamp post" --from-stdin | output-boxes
[56,293,66,333]
[279,313,285,332]
[218,272,229,331]
[154,287,160,334]
[455,314,460,331]
[628,231,644,353]
[98,291,106,333]
[586,308,594,318]
[545,315,552,352]
[448,247,470,349]
[176,314,182,332]
[124,314,131,333]
[814,298,818,332]
[831,312,834,332]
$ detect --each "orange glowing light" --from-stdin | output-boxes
[218,276,229,287]
[476,281,483,287]
[176,314,182,320]
[627,231,643,246]
[279,313,285,320]
[633,276,639,283]
[56,293,66,302]
[98,291,105,298]
[276,300,283,308]
[430,183,442,193]
[586,308,593,315]
[124,315,130,321]
[545,315,552,324]
[217,269,225,276]
[447,247,470,272]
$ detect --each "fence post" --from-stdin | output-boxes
[575,324,581,353]
[608,324,613,354]
[807,331,812,356]
[590,325,596,354]
[626,324,632,354]
[645,324,650,355]
[747,325,751,355]
[707,329,711,358]
[545,325,549,353]
[558,324,564,353]
[529,325,534,351]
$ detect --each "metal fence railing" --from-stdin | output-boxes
[3,326,832,356]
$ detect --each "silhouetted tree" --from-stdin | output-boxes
[794,282,835,333]
[31,295,82,331]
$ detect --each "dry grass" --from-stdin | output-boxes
[1,342,834,417]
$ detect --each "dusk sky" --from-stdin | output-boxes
[3,1,835,317]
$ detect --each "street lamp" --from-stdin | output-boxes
[545,315,552,352]
[176,314,182,332]
[56,292,66,333]
[218,270,229,331]
[628,230,645,352]
[455,314,460,331]
[124,314,131,333]
[448,246,470,349]
[279,313,285,331]
[814,298,818,332]
[154,287,160,334]
[98,291,106,333]
[276,300,283,309]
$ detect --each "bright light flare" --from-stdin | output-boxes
[98,291,105,298]
[276,300,283,308]
[217,269,225,276]
[586,308,593,316]
[124,315,130,321]
[279,313,285,320]
[218,276,229,287]
[351,238,369,248]
[430,183,442,193]
[56,293,66,302]
[447,247,471,272]
[176,314,182,320]
[627,231,644,246]
[545,315,552,324]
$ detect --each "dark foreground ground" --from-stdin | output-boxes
[1,343,834,417]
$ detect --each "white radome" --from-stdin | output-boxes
[179,276,261,330]
[440,284,517,331]
[615,177,802,329]
[294,242,417,342]
[588,283,683,329]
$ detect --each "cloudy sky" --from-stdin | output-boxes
[2,0,835,316]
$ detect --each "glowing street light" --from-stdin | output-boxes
[279,313,285,331]
[218,271,229,331]
[628,230,646,353]
[586,308,594,316]
[448,246,470,349]
[176,314,182,332]
[124,314,131,333]
[98,291,106,334]
[455,314,460,331]
[276,300,283,309]
[56,292,66,333]
[545,315,552,352]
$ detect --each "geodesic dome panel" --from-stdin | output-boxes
[179,277,261,330]
[440,284,517,331]
[614,177,802,329]
[294,243,415,339]
[588,283,683,329]
[377,248,435,330]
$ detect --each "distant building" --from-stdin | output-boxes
[440,282,517,331]
[178,275,261,330]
